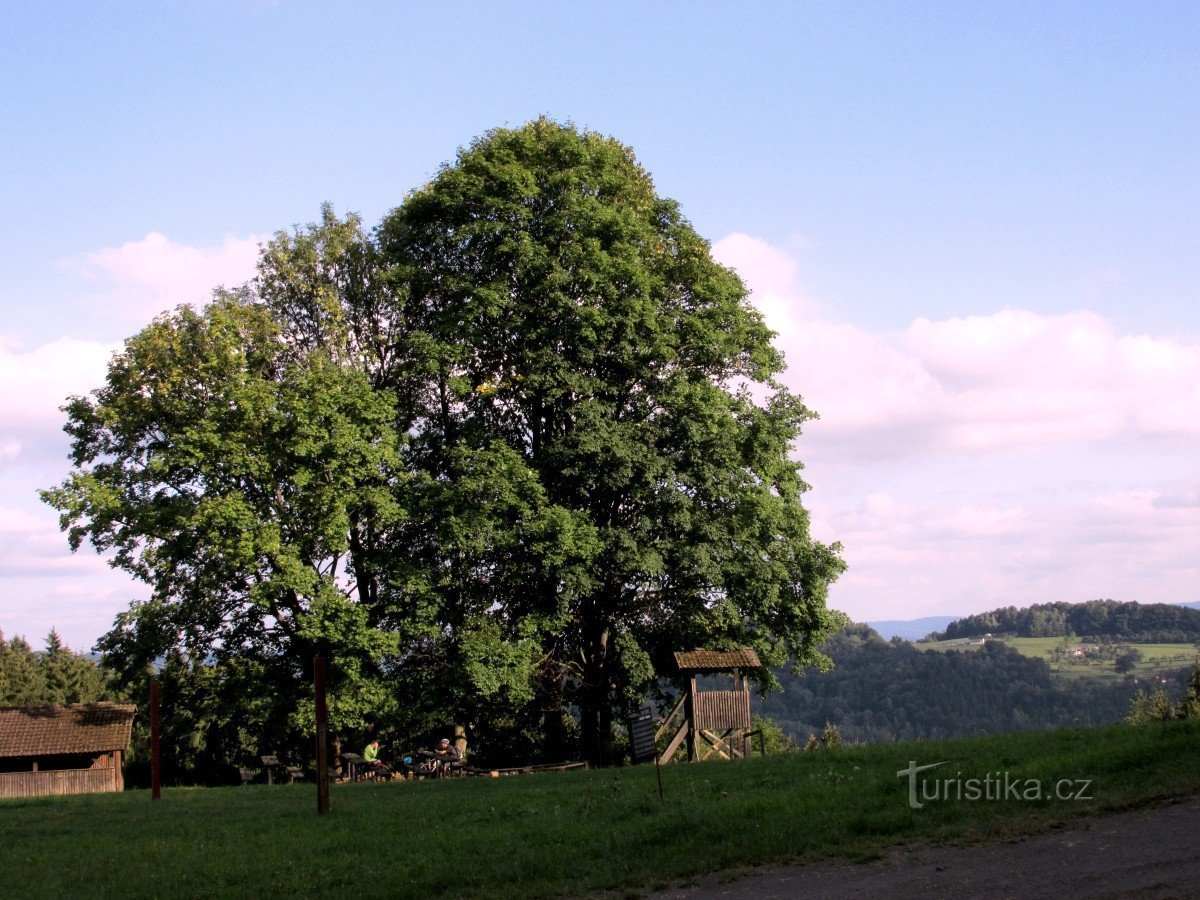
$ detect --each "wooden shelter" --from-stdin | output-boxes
[656,649,761,763]
[0,703,135,799]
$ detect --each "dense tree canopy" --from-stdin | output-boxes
[378,120,845,759]
[43,120,844,769]
[934,600,1200,643]
[759,624,1154,744]
[0,630,112,705]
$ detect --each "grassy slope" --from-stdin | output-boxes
[916,637,1198,681]
[3,721,1199,898]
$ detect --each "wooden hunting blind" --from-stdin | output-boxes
[655,649,761,763]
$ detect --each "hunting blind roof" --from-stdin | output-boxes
[672,649,762,672]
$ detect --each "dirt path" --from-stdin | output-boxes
[654,796,1200,899]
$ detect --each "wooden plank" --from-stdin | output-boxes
[696,734,729,763]
[659,720,689,764]
[699,729,732,762]
[686,676,698,761]
[654,696,687,742]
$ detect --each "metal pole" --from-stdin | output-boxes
[315,656,330,814]
[150,679,161,801]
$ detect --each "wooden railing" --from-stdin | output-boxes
[0,767,117,799]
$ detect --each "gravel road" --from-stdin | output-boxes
[654,796,1200,899]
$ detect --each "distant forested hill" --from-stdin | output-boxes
[933,600,1200,643]
[757,624,1176,745]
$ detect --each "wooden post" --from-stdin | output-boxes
[150,679,161,801]
[685,675,697,762]
[731,668,742,758]
[315,656,330,814]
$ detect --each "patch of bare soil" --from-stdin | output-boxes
[654,796,1200,899]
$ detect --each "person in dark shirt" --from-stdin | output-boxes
[434,737,462,774]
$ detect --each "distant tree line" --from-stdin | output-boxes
[931,600,1200,643]
[0,629,114,705]
[756,624,1188,745]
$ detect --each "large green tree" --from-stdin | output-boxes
[380,119,845,761]
[45,119,844,767]
[42,294,402,752]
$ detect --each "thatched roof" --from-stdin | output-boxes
[0,703,135,758]
[673,648,762,672]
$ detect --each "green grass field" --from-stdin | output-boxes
[914,637,1199,681]
[3,720,1199,898]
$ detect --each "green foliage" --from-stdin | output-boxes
[1180,661,1200,719]
[1126,689,1175,724]
[0,630,113,705]
[380,119,844,761]
[1126,659,1200,724]
[761,624,1148,744]
[801,721,845,750]
[1113,647,1143,674]
[936,599,1200,643]
[41,292,403,770]
[43,120,843,772]
[0,633,46,704]
[749,713,793,754]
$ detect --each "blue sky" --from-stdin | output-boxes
[2,2,1198,650]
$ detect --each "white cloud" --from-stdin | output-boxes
[68,232,262,323]
[713,237,1200,458]
[713,233,815,334]
[0,336,120,467]
[0,497,145,650]
[714,234,1200,623]
[0,229,262,646]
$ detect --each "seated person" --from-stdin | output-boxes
[362,739,391,779]
[434,737,462,774]
[414,738,462,776]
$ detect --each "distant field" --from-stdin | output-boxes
[3,721,1200,898]
[915,637,1199,682]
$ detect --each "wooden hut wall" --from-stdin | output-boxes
[0,766,120,798]
[694,690,751,732]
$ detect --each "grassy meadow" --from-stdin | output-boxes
[915,636,1198,681]
[3,720,1200,898]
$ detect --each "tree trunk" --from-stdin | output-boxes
[539,666,567,763]
[578,656,612,766]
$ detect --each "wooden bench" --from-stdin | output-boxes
[285,765,305,783]
[260,755,281,785]
[340,752,368,781]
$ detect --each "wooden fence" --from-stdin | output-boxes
[0,767,119,799]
